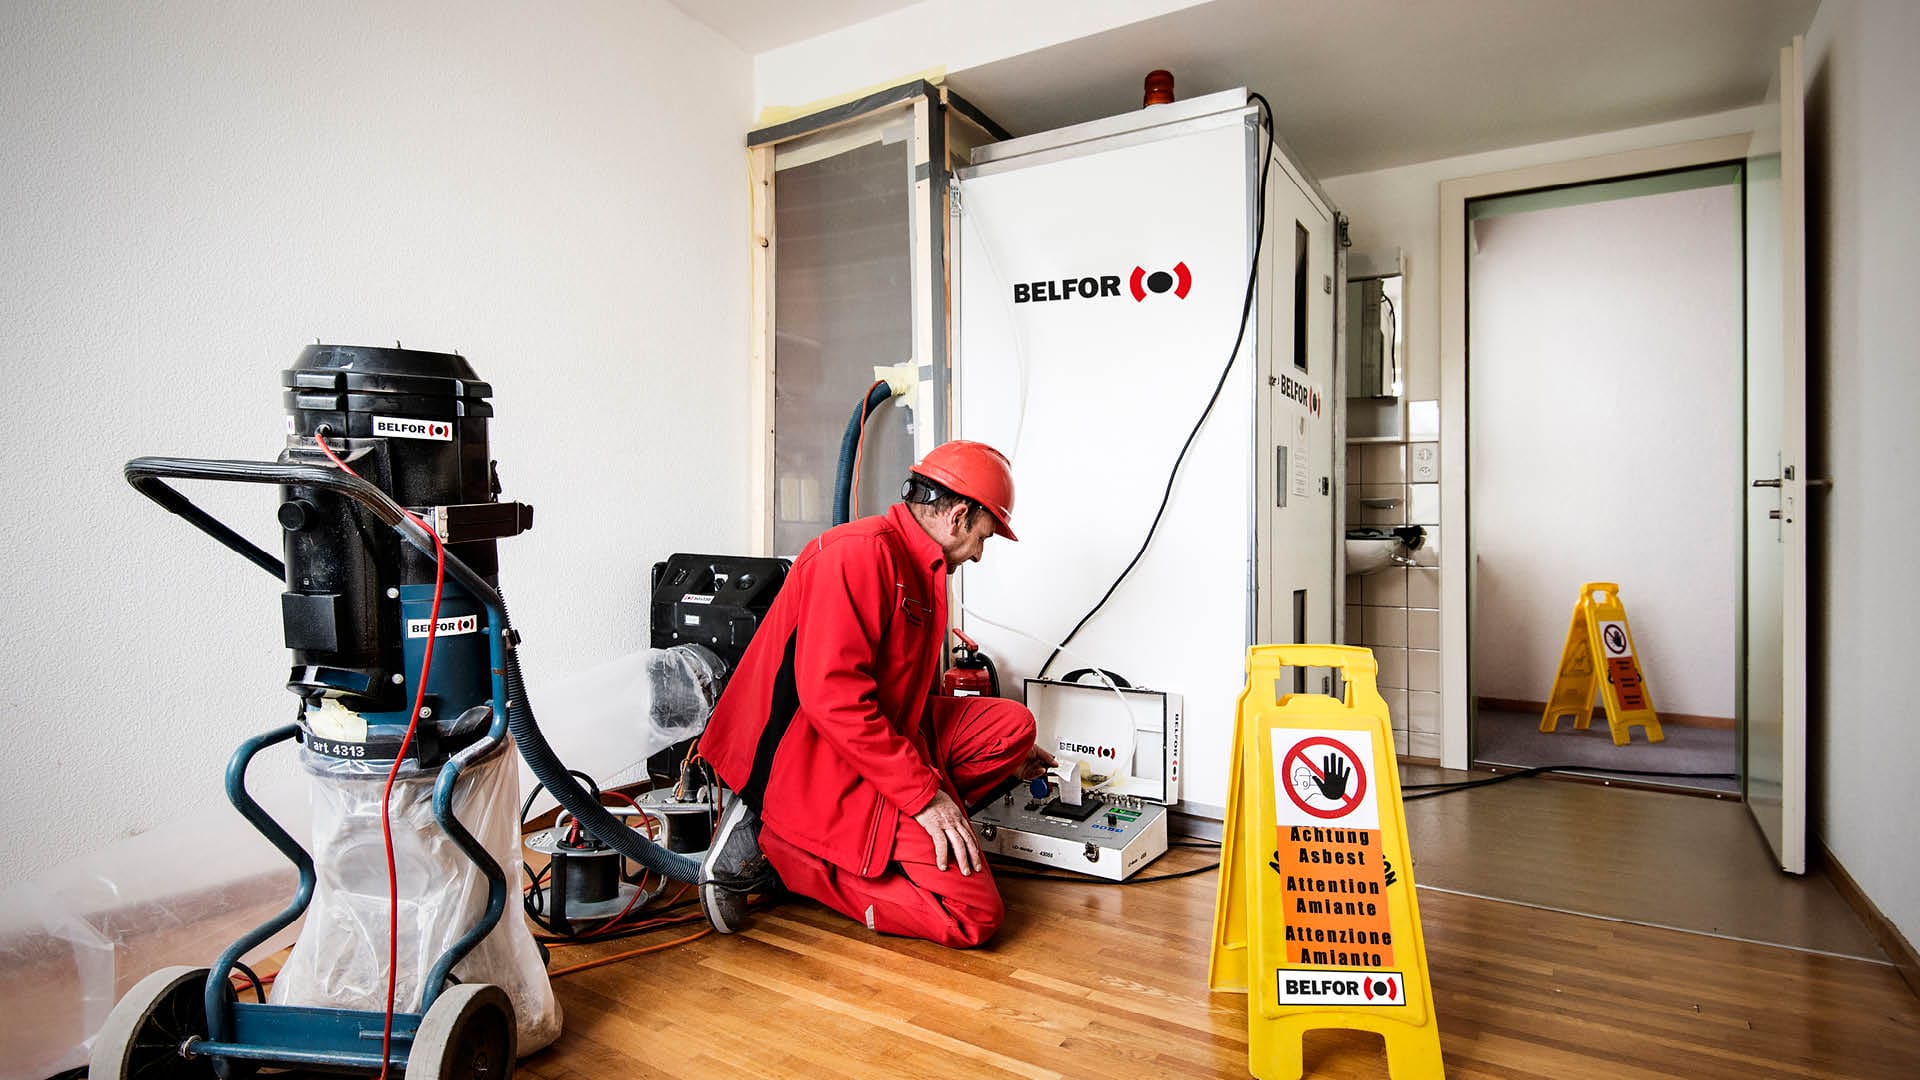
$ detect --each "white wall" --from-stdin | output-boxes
[1803,0,1920,952]
[0,1,754,880]
[1322,108,1765,403]
[753,0,1209,114]
[1468,186,1743,718]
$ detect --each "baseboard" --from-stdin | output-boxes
[1820,840,1920,999]
[1477,696,1735,730]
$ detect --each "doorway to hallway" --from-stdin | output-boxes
[1464,165,1745,796]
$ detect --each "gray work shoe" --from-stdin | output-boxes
[700,797,773,933]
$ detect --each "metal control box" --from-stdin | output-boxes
[971,676,1180,879]
[974,792,1169,882]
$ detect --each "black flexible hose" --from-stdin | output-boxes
[832,382,895,526]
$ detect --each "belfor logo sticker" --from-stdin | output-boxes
[1276,969,1407,1007]
[1010,260,1195,305]
[1130,262,1193,301]
[1058,739,1118,760]
[374,416,453,442]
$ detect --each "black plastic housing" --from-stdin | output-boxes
[648,553,790,669]
[277,344,524,707]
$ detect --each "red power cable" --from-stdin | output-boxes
[315,430,445,1080]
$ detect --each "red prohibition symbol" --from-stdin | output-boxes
[1282,736,1367,820]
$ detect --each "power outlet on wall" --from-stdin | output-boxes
[1410,443,1439,483]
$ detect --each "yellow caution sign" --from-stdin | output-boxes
[1539,582,1663,745]
[1209,645,1443,1080]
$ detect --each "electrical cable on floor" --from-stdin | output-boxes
[1399,763,1737,800]
[1035,91,1278,679]
[995,759,1738,886]
[991,859,1220,886]
[536,910,709,948]
[518,767,720,950]
[229,960,267,1003]
[545,926,715,978]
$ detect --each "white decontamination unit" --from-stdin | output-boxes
[953,89,1341,824]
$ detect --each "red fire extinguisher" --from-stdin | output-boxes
[942,629,1000,697]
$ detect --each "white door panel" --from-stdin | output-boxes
[1742,36,1808,874]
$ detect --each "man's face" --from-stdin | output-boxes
[937,504,998,568]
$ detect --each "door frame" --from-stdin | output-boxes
[744,81,1009,555]
[1434,133,1753,770]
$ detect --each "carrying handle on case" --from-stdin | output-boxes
[1061,667,1132,689]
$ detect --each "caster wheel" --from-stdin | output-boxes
[407,983,516,1079]
[89,966,217,1079]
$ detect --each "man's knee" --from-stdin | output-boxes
[937,891,1004,949]
[981,697,1034,745]
[1006,700,1036,743]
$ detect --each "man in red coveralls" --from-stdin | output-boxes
[696,440,1052,948]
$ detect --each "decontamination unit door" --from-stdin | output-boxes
[952,90,1337,821]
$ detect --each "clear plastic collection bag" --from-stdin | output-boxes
[515,644,725,815]
[270,735,561,1054]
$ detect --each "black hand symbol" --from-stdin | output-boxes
[1313,754,1351,801]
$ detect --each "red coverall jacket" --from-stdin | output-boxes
[700,503,949,877]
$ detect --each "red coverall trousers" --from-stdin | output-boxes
[756,694,1032,949]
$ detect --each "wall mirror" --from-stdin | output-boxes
[1346,250,1403,400]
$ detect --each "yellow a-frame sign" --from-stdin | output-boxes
[1539,581,1663,745]
[1209,645,1443,1080]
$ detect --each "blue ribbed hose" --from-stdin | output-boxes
[832,382,895,526]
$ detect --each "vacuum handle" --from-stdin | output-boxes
[123,455,504,610]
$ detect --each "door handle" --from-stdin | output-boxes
[1753,477,1833,490]
[1752,478,1781,488]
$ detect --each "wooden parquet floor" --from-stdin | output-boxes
[516,844,1920,1079]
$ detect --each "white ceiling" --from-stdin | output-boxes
[947,0,1821,178]
[667,0,921,55]
[673,0,1819,180]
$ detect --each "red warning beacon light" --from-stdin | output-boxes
[1143,69,1175,107]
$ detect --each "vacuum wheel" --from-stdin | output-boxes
[89,965,218,1079]
[406,983,516,1079]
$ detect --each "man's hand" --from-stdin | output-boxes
[1020,742,1058,780]
[913,790,982,876]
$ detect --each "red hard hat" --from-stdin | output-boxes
[909,440,1018,541]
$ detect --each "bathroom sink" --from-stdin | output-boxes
[1346,526,1425,575]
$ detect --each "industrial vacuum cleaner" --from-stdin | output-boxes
[96,344,719,1078]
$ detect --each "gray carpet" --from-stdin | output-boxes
[1473,707,1739,794]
